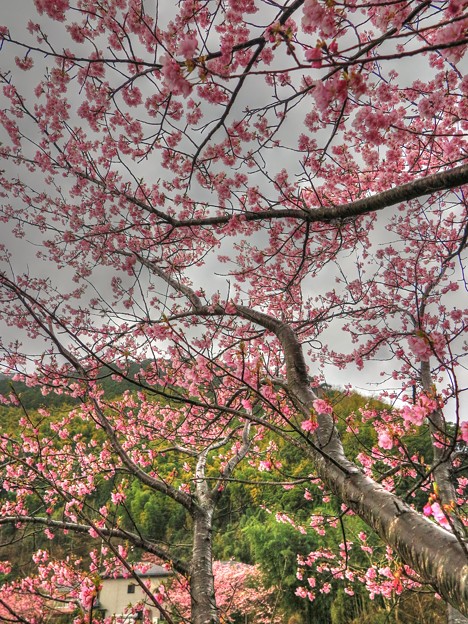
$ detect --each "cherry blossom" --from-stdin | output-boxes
[401,394,439,427]
[165,561,282,624]
[160,53,192,97]
[0,1,467,622]
[178,34,198,60]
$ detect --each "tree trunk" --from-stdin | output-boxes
[449,605,468,624]
[420,362,468,624]
[255,316,468,615]
[306,441,468,614]
[191,507,219,624]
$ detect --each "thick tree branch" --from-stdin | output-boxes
[0,515,189,576]
[130,264,468,612]
[100,163,468,230]
[174,164,468,227]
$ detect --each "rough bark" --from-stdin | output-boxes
[235,306,468,615]
[188,424,250,623]
[449,607,468,624]
[191,507,219,624]
[128,163,468,228]
[420,361,468,624]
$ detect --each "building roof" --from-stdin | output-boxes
[102,564,171,580]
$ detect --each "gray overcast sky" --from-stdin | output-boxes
[0,1,466,421]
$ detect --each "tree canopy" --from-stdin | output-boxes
[0,1,467,623]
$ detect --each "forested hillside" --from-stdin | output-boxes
[0,3,467,621]
[0,377,455,623]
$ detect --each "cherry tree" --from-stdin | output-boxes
[0,555,96,623]
[0,369,253,624]
[165,560,283,623]
[0,0,467,623]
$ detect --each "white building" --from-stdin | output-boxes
[97,564,171,623]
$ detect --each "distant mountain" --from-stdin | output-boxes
[0,376,77,410]
[0,360,161,410]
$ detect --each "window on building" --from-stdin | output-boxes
[127,584,136,594]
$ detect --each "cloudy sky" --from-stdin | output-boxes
[0,1,466,421]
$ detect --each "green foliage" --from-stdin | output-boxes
[0,380,451,623]
[0,378,75,411]
[123,481,188,549]
[243,513,322,619]
[0,361,151,412]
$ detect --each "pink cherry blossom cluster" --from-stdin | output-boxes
[301,0,336,37]
[34,0,69,21]
[165,561,282,624]
[423,500,451,530]
[297,540,422,605]
[400,394,439,427]
[301,399,333,432]
[161,54,193,97]
[178,34,198,60]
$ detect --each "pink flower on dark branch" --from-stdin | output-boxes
[160,54,192,97]
[34,0,69,21]
[178,34,198,59]
[312,399,333,415]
